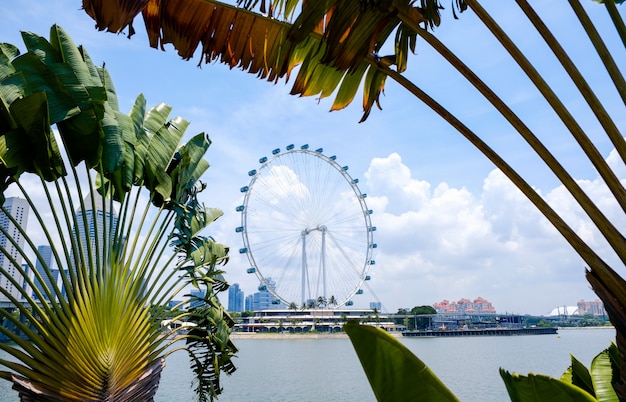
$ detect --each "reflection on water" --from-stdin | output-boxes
[0,328,616,402]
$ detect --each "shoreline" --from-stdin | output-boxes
[230,326,614,340]
[230,331,402,339]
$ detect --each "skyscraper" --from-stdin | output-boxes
[245,294,253,312]
[252,277,280,310]
[33,245,66,301]
[0,197,30,301]
[189,288,206,309]
[71,194,119,268]
[228,283,244,312]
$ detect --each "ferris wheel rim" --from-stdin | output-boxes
[237,145,375,308]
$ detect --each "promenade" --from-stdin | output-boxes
[230,331,402,339]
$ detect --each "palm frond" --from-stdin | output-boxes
[81,0,626,397]
[0,24,235,401]
[81,0,443,120]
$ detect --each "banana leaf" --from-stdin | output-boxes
[345,321,458,402]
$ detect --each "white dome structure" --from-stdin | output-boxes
[549,306,579,316]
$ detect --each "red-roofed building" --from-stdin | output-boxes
[433,297,496,314]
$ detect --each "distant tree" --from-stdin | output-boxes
[411,306,437,315]
[373,308,383,327]
[408,305,437,330]
[317,296,328,308]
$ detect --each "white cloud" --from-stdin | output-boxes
[360,154,610,315]
[3,0,622,317]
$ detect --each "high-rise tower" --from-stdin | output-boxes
[33,245,66,301]
[228,283,244,312]
[0,197,30,301]
[71,194,119,269]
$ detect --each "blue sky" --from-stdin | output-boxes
[2,1,625,315]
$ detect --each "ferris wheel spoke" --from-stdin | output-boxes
[238,146,375,307]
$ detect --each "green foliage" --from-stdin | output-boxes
[411,305,437,315]
[0,25,235,401]
[500,370,598,402]
[345,321,459,402]
[501,343,621,401]
[348,321,622,402]
[82,0,624,397]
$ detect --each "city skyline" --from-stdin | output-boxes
[0,195,119,304]
[1,2,622,315]
[229,280,603,316]
[0,196,608,316]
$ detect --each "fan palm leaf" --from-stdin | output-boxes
[81,0,439,121]
[82,0,626,396]
[0,24,236,401]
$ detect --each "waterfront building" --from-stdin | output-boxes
[0,197,30,301]
[71,194,119,269]
[228,283,244,312]
[168,300,183,310]
[236,308,401,333]
[370,301,382,311]
[433,297,496,314]
[577,299,605,316]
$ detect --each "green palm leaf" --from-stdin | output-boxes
[81,0,626,398]
[0,24,236,401]
[590,345,619,402]
[345,321,458,402]
[500,369,598,402]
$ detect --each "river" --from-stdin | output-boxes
[0,327,616,401]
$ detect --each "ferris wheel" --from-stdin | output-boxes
[236,144,376,309]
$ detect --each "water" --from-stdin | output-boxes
[0,328,615,401]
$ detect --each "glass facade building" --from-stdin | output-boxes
[228,283,244,312]
[0,197,29,301]
[71,194,119,269]
[33,245,66,301]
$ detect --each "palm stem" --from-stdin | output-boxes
[515,0,626,164]
[398,19,626,265]
[52,177,83,298]
[117,186,139,266]
[368,55,611,274]
[84,171,104,284]
[568,0,626,104]
[604,0,626,48]
[463,0,626,215]
[16,180,73,308]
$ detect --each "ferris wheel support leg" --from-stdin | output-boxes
[322,226,327,302]
[301,232,306,307]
